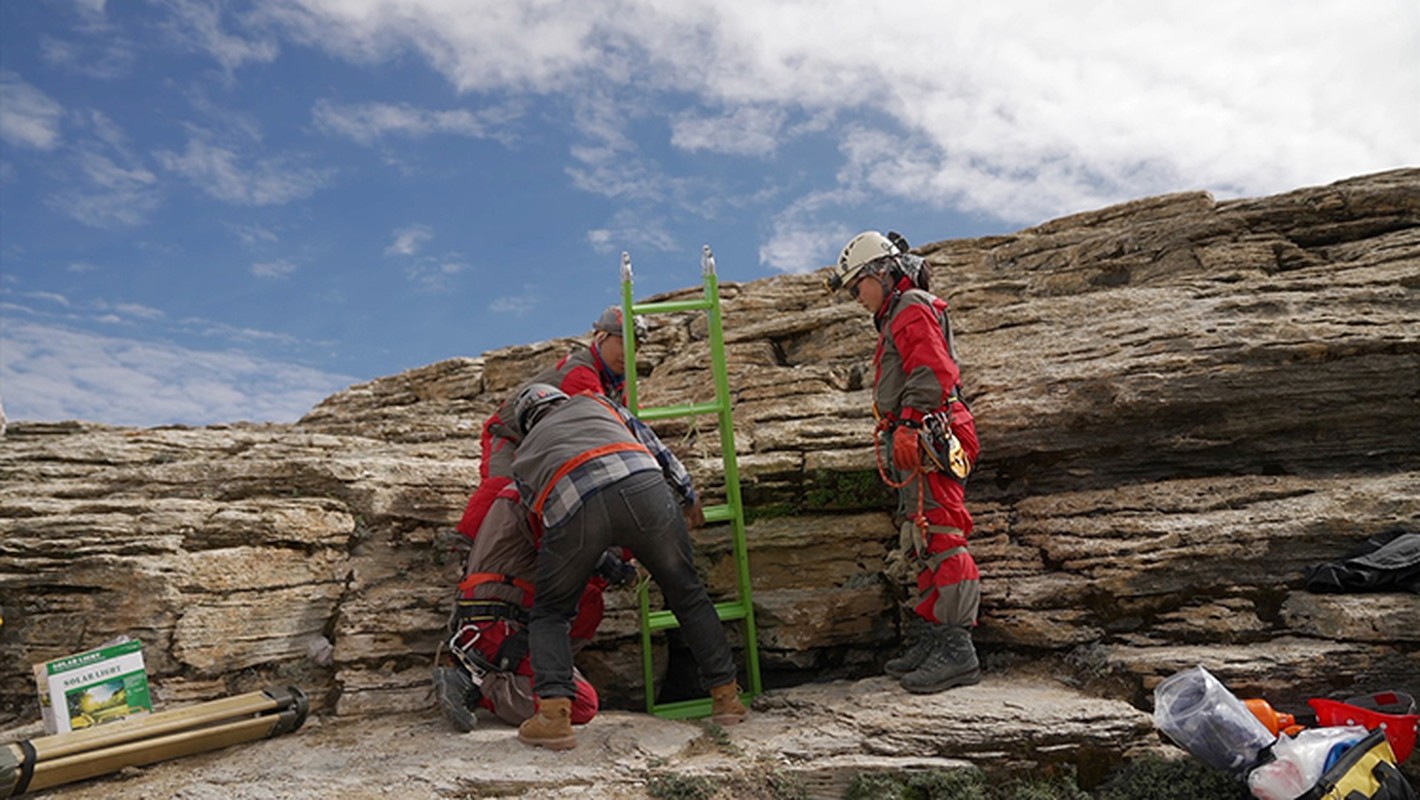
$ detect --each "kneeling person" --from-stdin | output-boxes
[433,483,633,730]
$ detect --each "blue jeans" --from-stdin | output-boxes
[529,470,736,699]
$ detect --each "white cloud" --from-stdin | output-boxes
[77,148,158,191]
[42,111,163,228]
[0,320,355,426]
[110,302,165,320]
[40,34,136,80]
[262,0,1418,235]
[259,0,612,93]
[760,223,852,275]
[380,224,465,288]
[3,292,168,335]
[228,222,279,247]
[586,210,676,255]
[252,260,297,278]
[0,72,64,150]
[154,136,329,205]
[175,317,303,347]
[670,106,787,157]
[759,189,855,273]
[404,256,468,290]
[24,291,72,308]
[159,0,279,75]
[313,99,522,145]
[385,224,433,256]
[74,0,109,19]
[488,295,536,315]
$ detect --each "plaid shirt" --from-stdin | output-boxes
[516,395,697,529]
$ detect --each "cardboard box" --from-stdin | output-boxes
[34,638,153,734]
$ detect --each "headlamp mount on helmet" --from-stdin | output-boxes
[593,306,649,342]
[513,383,568,436]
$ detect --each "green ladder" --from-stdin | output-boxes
[619,244,762,719]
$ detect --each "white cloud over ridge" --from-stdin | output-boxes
[0,320,355,427]
[262,0,1418,269]
[587,210,677,255]
[488,293,537,315]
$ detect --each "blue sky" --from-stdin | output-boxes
[2,0,1416,427]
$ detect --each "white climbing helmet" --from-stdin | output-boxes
[826,231,900,293]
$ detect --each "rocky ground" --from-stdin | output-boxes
[9,674,1165,799]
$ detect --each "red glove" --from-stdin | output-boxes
[684,499,706,529]
[892,425,922,472]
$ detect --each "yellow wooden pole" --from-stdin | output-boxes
[2,687,306,798]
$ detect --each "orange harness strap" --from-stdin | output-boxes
[532,441,649,516]
[458,571,537,605]
[530,393,654,517]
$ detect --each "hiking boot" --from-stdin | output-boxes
[709,681,748,726]
[518,696,576,750]
[432,666,479,732]
[884,616,934,678]
[900,626,981,695]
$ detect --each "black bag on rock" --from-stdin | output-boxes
[1303,528,1420,594]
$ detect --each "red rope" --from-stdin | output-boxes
[873,421,928,532]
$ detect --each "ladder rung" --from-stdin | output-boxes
[647,689,752,720]
[646,697,713,720]
[702,503,732,524]
[645,601,749,632]
[633,298,712,315]
[637,401,724,421]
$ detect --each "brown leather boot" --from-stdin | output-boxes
[709,682,748,726]
[517,696,576,750]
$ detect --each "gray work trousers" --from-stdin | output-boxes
[529,470,736,699]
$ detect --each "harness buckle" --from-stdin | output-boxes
[448,629,497,685]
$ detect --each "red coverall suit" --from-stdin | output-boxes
[873,277,982,628]
[450,484,603,725]
[455,344,626,540]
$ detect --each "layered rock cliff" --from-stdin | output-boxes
[1,168,1416,795]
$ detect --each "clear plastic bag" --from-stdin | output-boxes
[1153,665,1277,775]
[1247,725,1368,800]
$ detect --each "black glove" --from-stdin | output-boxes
[595,548,637,587]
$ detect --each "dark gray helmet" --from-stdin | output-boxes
[513,383,568,436]
[592,306,649,341]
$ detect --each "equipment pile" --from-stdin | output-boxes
[1153,665,1417,800]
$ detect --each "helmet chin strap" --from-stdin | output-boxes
[870,274,896,329]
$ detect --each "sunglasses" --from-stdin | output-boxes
[848,278,864,299]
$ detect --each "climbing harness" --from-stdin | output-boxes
[446,572,536,673]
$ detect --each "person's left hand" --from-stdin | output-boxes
[684,499,706,529]
[595,548,638,587]
[892,425,922,472]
